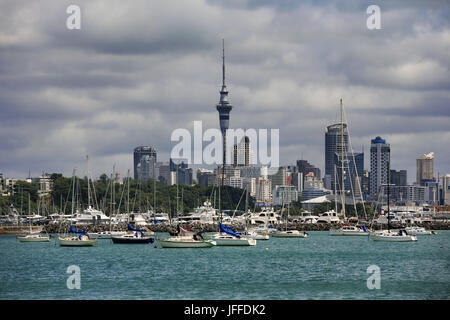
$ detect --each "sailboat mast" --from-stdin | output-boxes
[340,99,346,220]
[387,161,390,230]
[87,155,91,208]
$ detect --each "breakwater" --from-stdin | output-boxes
[29,221,450,234]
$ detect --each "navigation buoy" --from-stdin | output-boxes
[154,245,158,248]
[440,245,443,248]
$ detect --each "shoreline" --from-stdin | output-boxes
[1,221,449,235]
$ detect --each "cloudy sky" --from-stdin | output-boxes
[0,0,449,183]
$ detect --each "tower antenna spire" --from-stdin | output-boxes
[222,38,225,87]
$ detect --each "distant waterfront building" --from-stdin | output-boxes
[4,178,18,196]
[255,178,272,203]
[227,176,244,189]
[443,174,450,206]
[369,136,390,198]
[136,155,156,181]
[416,152,434,185]
[325,123,348,188]
[272,185,298,205]
[296,159,321,180]
[133,146,157,180]
[197,169,216,187]
[232,136,253,167]
[390,170,407,186]
[156,162,171,184]
[32,173,53,197]
[301,188,330,202]
[333,152,364,196]
[269,167,287,189]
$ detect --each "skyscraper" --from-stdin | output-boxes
[369,136,390,197]
[216,40,233,185]
[416,152,434,185]
[325,123,348,188]
[233,136,253,167]
[133,146,157,179]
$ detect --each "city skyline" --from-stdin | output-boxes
[1,0,449,182]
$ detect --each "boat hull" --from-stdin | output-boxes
[88,231,125,239]
[213,237,256,246]
[57,237,97,246]
[158,239,216,248]
[271,231,308,238]
[329,229,369,236]
[371,234,417,242]
[18,236,50,242]
[111,236,154,244]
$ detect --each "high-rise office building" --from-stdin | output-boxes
[369,136,390,197]
[390,170,407,186]
[443,174,450,206]
[136,155,156,181]
[325,123,348,188]
[296,160,321,180]
[133,146,157,179]
[232,136,253,167]
[333,152,364,195]
[416,152,434,185]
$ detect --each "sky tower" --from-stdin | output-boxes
[216,39,233,185]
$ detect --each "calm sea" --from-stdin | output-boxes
[1,231,449,300]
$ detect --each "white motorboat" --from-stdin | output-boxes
[317,210,341,224]
[404,226,435,235]
[87,230,125,239]
[245,229,270,240]
[271,229,308,238]
[329,225,370,236]
[212,233,257,246]
[370,229,417,242]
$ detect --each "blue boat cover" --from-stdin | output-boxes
[127,224,146,232]
[362,226,367,232]
[70,226,87,234]
[219,223,241,238]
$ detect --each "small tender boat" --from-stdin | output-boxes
[329,225,370,236]
[271,229,308,238]
[18,233,51,242]
[370,229,417,242]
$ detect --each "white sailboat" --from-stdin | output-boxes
[157,227,216,248]
[17,193,50,242]
[370,161,417,242]
[329,99,369,237]
[271,196,307,238]
[58,226,98,246]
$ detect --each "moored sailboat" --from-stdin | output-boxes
[58,226,98,246]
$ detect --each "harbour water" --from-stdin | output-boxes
[1,231,449,300]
